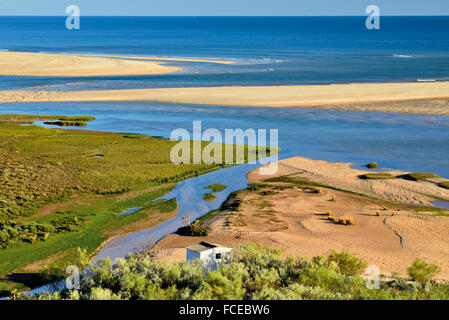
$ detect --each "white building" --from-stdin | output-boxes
[186,242,233,269]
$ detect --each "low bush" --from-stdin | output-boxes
[204,184,227,192]
[58,116,96,122]
[337,217,354,226]
[259,190,277,196]
[362,173,396,180]
[0,211,89,249]
[313,251,367,276]
[44,121,88,127]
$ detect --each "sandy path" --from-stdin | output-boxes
[0,51,182,76]
[2,82,449,116]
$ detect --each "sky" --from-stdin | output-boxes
[0,0,449,16]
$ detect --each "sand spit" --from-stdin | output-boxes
[0,51,182,77]
[2,82,449,116]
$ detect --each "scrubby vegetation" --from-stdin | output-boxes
[177,221,209,237]
[203,193,217,202]
[404,172,441,181]
[11,244,449,300]
[366,162,378,169]
[204,184,227,192]
[362,173,396,180]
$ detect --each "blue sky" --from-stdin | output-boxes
[1,0,448,16]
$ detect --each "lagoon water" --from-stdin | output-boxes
[1,16,449,263]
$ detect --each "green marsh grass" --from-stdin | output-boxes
[203,193,217,202]
[0,114,275,295]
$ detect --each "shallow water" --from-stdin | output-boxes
[93,162,261,262]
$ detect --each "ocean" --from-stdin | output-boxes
[1,16,449,90]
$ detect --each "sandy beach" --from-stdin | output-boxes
[78,53,235,65]
[153,156,449,279]
[0,51,183,76]
[2,82,449,116]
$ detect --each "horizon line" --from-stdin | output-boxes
[1,14,449,17]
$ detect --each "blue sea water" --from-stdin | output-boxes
[1,16,449,90]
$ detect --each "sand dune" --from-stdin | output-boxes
[0,51,182,76]
[153,157,449,279]
[1,82,449,115]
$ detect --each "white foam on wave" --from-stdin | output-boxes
[417,79,437,82]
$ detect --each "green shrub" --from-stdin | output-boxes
[407,259,440,283]
[366,162,378,169]
[404,172,441,181]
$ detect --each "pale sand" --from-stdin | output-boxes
[0,51,182,77]
[153,157,449,279]
[2,82,449,116]
[250,157,449,206]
